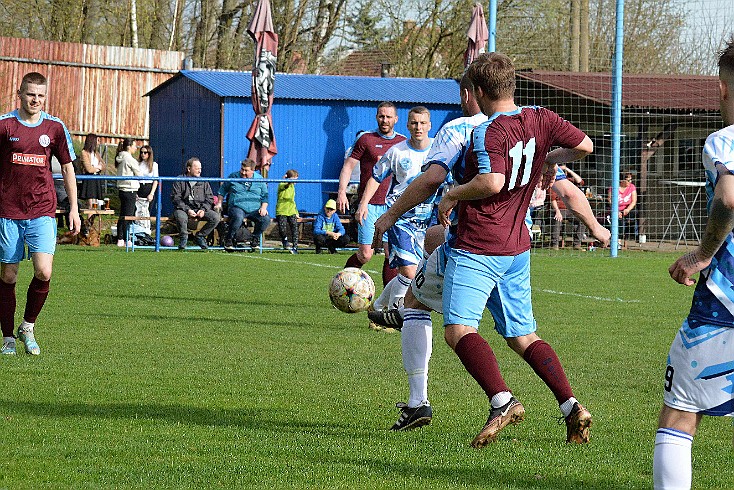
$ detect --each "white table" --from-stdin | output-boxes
[658,180,706,249]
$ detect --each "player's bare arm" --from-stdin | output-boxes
[371,164,448,250]
[337,157,359,213]
[355,178,380,225]
[60,161,81,235]
[669,171,734,286]
[553,178,611,246]
[545,136,593,166]
[437,172,505,227]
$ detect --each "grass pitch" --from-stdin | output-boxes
[0,247,732,489]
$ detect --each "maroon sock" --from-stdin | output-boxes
[454,332,509,399]
[0,279,16,337]
[382,257,397,286]
[345,253,364,269]
[24,277,50,323]
[523,339,574,404]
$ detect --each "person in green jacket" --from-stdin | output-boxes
[276,169,299,254]
[216,159,270,251]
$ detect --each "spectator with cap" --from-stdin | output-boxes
[313,199,351,254]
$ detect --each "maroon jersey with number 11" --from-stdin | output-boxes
[455,107,586,256]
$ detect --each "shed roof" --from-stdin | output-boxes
[517,70,719,112]
[146,70,461,105]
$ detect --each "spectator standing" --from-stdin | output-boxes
[137,145,159,213]
[78,133,106,210]
[171,157,220,250]
[115,138,142,247]
[608,171,638,243]
[276,169,299,253]
[0,72,80,356]
[313,199,350,254]
[216,159,269,251]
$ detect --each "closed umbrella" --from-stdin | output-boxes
[246,0,278,175]
[464,3,488,70]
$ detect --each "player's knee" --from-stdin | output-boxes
[34,269,52,282]
[0,264,19,284]
[358,248,372,263]
[657,405,700,435]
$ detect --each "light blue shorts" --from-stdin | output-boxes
[357,203,389,245]
[0,216,57,263]
[387,219,426,268]
[443,248,536,337]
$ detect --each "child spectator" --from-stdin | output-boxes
[313,199,351,254]
[276,169,299,254]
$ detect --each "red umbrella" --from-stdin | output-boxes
[246,0,278,175]
[464,3,488,70]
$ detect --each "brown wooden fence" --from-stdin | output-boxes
[0,36,185,143]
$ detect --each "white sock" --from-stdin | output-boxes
[491,391,512,409]
[373,274,412,311]
[401,308,432,408]
[19,321,34,333]
[390,274,412,308]
[653,428,693,490]
[373,277,397,311]
[559,397,579,418]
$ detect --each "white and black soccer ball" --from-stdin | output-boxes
[329,267,375,313]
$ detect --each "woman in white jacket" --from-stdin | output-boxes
[115,138,142,247]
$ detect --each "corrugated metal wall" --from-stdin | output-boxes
[150,75,462,214]
[0,36,185,142]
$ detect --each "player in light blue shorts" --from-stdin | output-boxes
[443,248,536,337]
[357,203,388,245]
[0,217,57,263]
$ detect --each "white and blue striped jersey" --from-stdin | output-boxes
[425,113,488,182]
[373,138,434,225]
[688,124,734,328]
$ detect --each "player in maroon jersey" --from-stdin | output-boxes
[436,53,595,447]
[336,102,406,290]
[0,72,80,356]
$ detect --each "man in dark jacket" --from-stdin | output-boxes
[171,157,220,249]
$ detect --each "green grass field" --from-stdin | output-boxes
[0,247,732,489]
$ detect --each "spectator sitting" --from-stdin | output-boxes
[171,157,221,250]
[313,199,351,254]
[216,158,270,252]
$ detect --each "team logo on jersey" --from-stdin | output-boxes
[12,153,47,166]
[39,134,50,147]
[399,157,412,170]
[9,137,19,142]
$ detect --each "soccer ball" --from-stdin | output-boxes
[160,235,174,247]
[329,267,375,313]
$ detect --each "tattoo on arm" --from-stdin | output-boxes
[699,196,734,259]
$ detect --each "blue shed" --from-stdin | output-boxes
[146,70,461,215]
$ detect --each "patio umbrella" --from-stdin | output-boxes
[464,3,488,70]
[246,0,278,175]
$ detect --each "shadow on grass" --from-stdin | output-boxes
[331,455,640,490]
[106,291,318,309]
[0,399,354,434]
